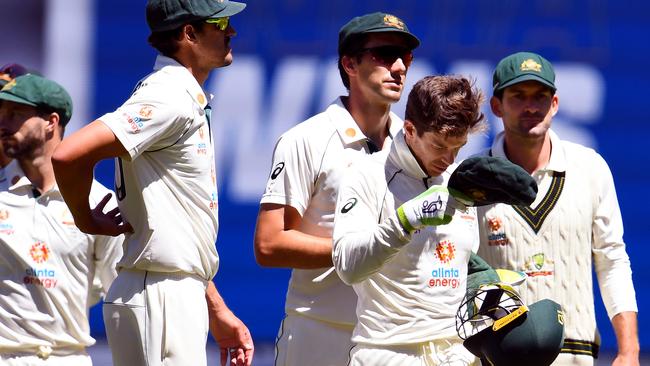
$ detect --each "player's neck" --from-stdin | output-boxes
[344,95,392,149]
[503,133,552,174]
[18,140,59,194]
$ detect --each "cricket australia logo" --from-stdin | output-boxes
[523,252,555,277]
[29,241,50,264]
[520,59,542,72]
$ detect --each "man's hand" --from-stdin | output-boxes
[206,282,254,366]
[210,308,254,366]
[74,193,133,236]
[396,185,471,233]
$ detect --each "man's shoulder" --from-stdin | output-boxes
[276,109,339,149]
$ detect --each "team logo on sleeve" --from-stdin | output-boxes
[270,162,285,179]
[340,198,358,213]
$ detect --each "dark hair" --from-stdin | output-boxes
[405,75,486,137]
[36,108,67,138]
[337,34,369,90]
[148,20,206,57]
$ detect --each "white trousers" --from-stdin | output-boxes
[551,353,595,366]
[103,269,209,366]
[274,313,355,366]
[349,339,478,366]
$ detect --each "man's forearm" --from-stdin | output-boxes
[255,229,333,268]
[612,311,639,357]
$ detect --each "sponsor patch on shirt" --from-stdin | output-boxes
[0,209,14,235]
[428,240,461,289]
[486,216,509,246]
[24,267,58,288]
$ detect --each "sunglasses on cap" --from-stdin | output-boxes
[359,46,414,68]
[205,17,230,31]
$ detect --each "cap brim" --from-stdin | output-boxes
[0,92,38,107]
[495,269,527,286]
[208,1,246,18]
[496,74,556,92]
[363,28,421,49]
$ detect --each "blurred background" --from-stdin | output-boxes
[1,0,647,362]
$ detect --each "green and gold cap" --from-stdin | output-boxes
[338,12,420,55]
[0,74,73,125]
[146,0,246,32]
[493,52,556,92]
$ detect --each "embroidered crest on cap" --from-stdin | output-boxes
[1,79,16,91]
[383,14,404,30]
[520,59,542,72]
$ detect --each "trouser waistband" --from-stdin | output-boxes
[0,345,86,360]
[560,338,599,358]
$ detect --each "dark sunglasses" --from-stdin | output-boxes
[205,17,230,31]
[359,46,414,67]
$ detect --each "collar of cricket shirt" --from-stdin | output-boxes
[390,129,430,180]
[491,129,567,174]
[153,55,212,109]
[330,96,403,147]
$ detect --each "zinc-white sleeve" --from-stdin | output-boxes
[260,132,314,216]
[591,153,638,318]
[98,85,190,160]
[332,167,410,285]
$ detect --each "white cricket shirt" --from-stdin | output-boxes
[477,130,637,351]
[333,131,479,345]
[261,97,403,325]
[0,160,123,351]
[99,55,219,280]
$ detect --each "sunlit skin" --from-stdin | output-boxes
[347,33,410,106]
[182,20,238,85]
[404,120,468,177]
[0,101,50,160]
[490,80,559,173]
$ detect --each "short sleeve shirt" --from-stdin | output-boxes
[99,55,219,280]
[0,160,123,350]
[260,98,403,325]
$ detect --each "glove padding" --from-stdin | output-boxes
[448,156,538,206]
[396,185,471,234]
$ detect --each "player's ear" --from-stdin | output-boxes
[551,94,559,117]
[341,55,357,76]
[183,24,198,42]
[490,96,503,118]
[403,119,416,140]
[44,111,60,136]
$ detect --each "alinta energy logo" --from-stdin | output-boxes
[0,209,14,235]
[429,240,461,289]
[29,241,50,263]
[24,241,57,288]
[487,216,509,246]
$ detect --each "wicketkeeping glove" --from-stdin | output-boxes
[396,185,472,234]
